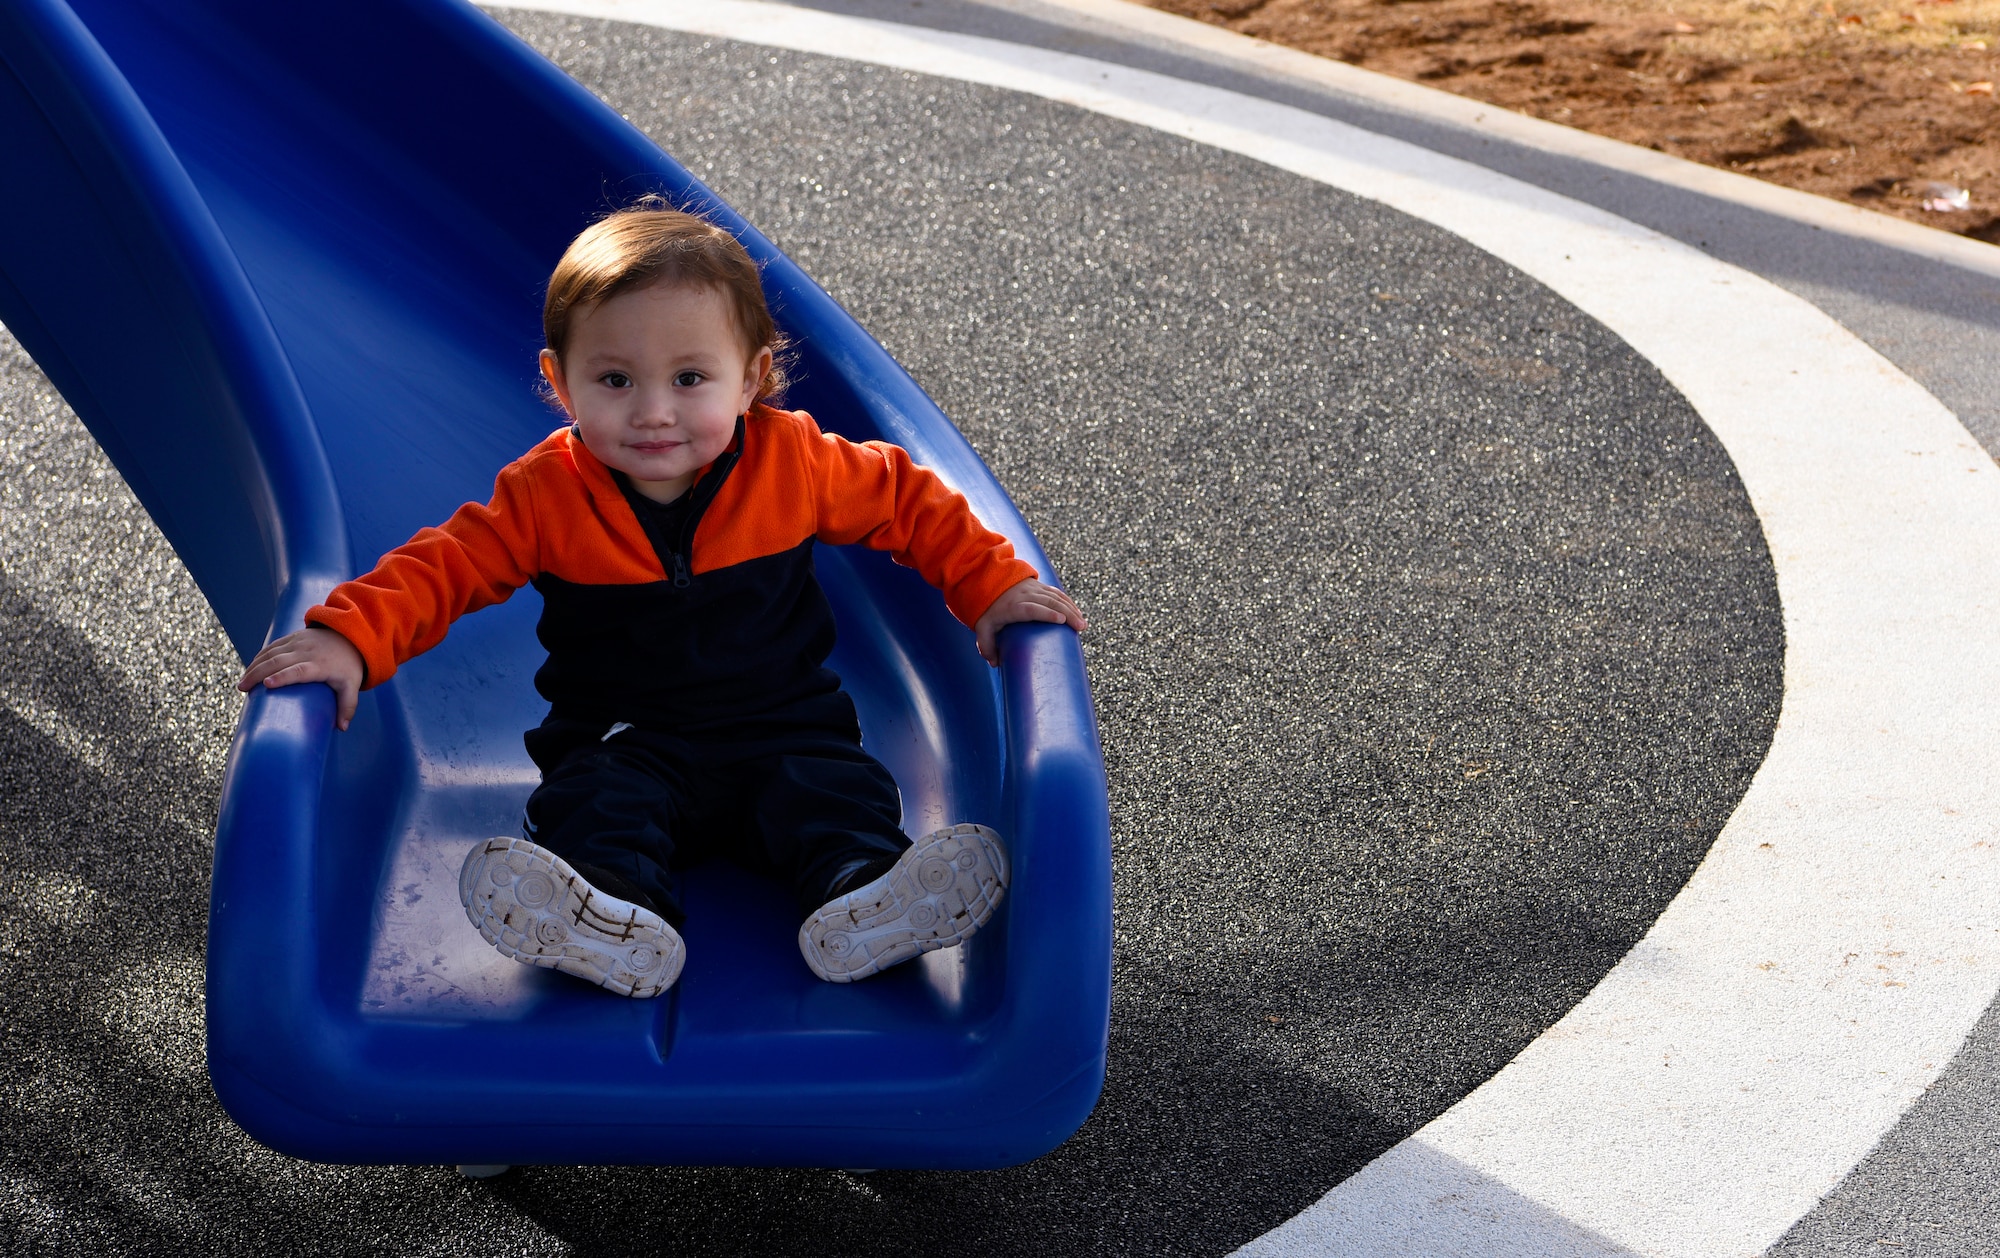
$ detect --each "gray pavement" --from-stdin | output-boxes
[0,11,1793,1253]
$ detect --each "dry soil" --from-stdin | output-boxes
[1141,0,2000,242]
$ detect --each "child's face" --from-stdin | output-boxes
[540,281,772,504]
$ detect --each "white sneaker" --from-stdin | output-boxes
[459,837,684,998]
[798,823,1009,983]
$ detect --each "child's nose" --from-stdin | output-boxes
[635,388,677,426]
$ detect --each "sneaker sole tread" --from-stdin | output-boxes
[459,837,683,998]
[798,823,1009,983]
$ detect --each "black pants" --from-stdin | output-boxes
[520,701,909,927]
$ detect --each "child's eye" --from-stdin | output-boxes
[674,370,704,388]
[598,372,632,389]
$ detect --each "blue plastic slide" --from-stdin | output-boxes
[0,0,1110,1167]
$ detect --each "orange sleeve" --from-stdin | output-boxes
[303,462,542,688]
[806,423,1039,627]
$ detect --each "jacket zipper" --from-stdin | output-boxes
[669,415,745,589]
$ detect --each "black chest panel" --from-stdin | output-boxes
[531,538,840,732]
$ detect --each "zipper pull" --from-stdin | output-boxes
[671,551,691,588]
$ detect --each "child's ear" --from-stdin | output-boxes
[539,349,574,414]
[742,345,773,410]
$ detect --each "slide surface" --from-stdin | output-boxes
[0,0,1110,1167]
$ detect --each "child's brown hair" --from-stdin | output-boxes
[543,199,790,401]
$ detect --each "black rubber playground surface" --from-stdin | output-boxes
[0,13,1782,1255]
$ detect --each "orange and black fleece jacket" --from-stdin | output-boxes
[305,405,1038,731]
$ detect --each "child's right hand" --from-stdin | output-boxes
[237,627,365,731]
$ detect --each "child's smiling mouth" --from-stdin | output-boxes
[628,439,684,452]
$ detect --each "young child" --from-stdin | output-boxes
[237,204,1084,999]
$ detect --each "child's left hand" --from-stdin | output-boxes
[974,579,1086,665]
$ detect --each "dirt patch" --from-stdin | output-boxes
[1140,0,2000,243]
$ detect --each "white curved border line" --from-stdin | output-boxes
[495,3,2000,1253]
